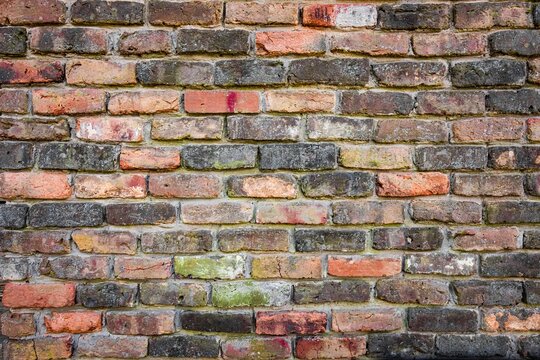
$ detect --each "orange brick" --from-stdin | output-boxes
[33,88,105,115]
[266,90,335,113]
[44,312,102,334]
[74,174,146,199]
[120,147,180,170]
[0,172,71,199]
[3,283,76,308]
[66,59,136,85]
[377,172,450,197]
[328,256,402,277]
[108,90,179,115]
[256,30,326,56]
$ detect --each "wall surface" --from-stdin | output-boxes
[0,0,540,358]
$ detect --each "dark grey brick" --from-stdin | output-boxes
[486,201,540,224]
[408,308,478,332]
[38,143,118,171]
[106,203,176,226]
[451,59,526,87]
[29,203,103,227]
[177,29,249,55]
[299,172,373,198]
[71,0,144,24]
[341,91,415,116]
[372,61,447,87]
[149,335,219,358]
[294,229,366,252]
[289,58,369,86]
[260,143,337,171]
[140,282,208,307]
[182,145,257,170]
[0,142,33,169]
[137,60,213,86]
[368,333,436,359]
[524,230,540,249]
[490,30,540,56]
[436,335,514,358]
[77,282,137,308]
[373,227,444,251]
[376,279,449,305]
[489,146,540,170]
[487,89,540,114]
[141,230,212,254]
[525,281,540,304]
[453,280,523,306]
[481,253,540,278]
[293,280,370,304]
[179,311,252,333]
[415,146,487,170]
[0,28,27,56]
[215,60,285,86]
[520,335,540,359]
[526,174,540,196]
[379,3,451,30]
[227,116,300,141]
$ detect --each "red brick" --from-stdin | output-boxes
[0,312,35,337]
[527,118,540,141]
[453,227,520,251]
[106,311,175,335]
[226,2,298,25]
[0,172,71,199]
[44,311,101,334]
[332,309,402,332]
[72,229,137,255]
[377,172,450,197]
[181,201,254,224]
[74,174,146,199]
[115,257,172,279]
[452,118,524,143]
[0,60,63,84]
[328,256,402,277]
[266,90,335,113]
[149,174,221,198]
[252,255,322,279]
[119,30,172,55]
[32,89,105,115]
[2,283,76,308]
[303,4,377,28]
[1,0,65,25]
[256,202,328,225]
[331,31,410,56]
[34,336,72,359]
[296,336,367,359]
[484,309,540,332]
[184,90,260,114]
[256,311,327,335]
[0,89,28,114]
[66,59,136,85]
[256,30,325,56]
[76,116,143,143]
[120,147,180,170]
[108,90,179,115]
[413,33,487,57]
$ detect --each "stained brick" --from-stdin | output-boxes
[378,4,450,30]
[30,27,107,54]
[178,29,249,55]
[137,60,213,86]
[71,0,144,25]
[149,0,222,26]
[0,28,27,56]
[331,31,410,56]
[226,2,297,25]
[1,0,65,25]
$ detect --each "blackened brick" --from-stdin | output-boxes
[289,58,369,86]
[42,255,110,280]
[341,91,414,116]
[149,0,222,26]
[137,60,213,86]
[294,229,366,252]
[293,281,370,304]
[106,203,176,226]
[437,335,514,358]
[30,27,107,54]
[29,203,103,227]
[526,174,540,196]
[373,227,444,251]
[412,200,482,224]
[38,143,118,171]
[525,281,540,304]
[0,204,27,229]
[71,0,144,25]
[486,201,540,224]
[149,335,220,358]
[524,230,540,249]
[0,142,33,169]
[451,59,526,87]
[218,228,290,252]
[77,282,137,308]
[487,90,540,114]
[140,282,208,306]
[490,30,540,56]
[141,230,212,254]
[180,311,253,333]
[177,29,249,55]
[408,308,478,332]
[182,145,257,170]
[415,146,487,170]
[299,172,372,198]
[481,253,540,278]
[453,281,523,306]
[520,335,540,359]
[216,60,285,86]
[260,143,337,170]
[376,279,449,305]
[489,146,540,170]
[372,61,447,88]
[379,4,450,30]
[227,116,300,141]
[368,333,435,359]
[0,28,27,56]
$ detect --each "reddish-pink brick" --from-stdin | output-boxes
[377,172,450,197]
[0,60,63,84]
[74,174,146,199]
[184,90,260,114]
[149,174,221,198]
[328,256,402,277]
[1,0,65,25]
[256,202,328,225]
[120,147,180,170]
[256,30,326,56]
[2,283,76,308]
[413,33,487,56]
[256,311,327,335]
[44,312,102,334]
[331,31,410,56]
[108,90,179,115]
[115,257,172,279]
[33,89,106,115]
[76,116,143,143]
[0,172,71,199]
[296,336,367,359]
[453,228,520,251]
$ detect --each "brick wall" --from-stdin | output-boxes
[0,0,540,358]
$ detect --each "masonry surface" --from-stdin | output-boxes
[0,0,539,359]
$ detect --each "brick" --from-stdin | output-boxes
[152,116,222,140]
[379,3,450,30]
[375,119,448,144]
[0,230,70,254]
[38,143,118,171]
[294,280,370,304]
[44,311,101,334]
[42,255,110,280]
[149,174,220,198]
[180,311,252,333]
[141,230,212,254]
[529,118,540,141]
[455,2,533,30]
[405,253,477,276]
[525,230,540,249]
[222,338,292,360]
[77,282,137,308]
[413,33,487,57]
[303,4,376,28]
[218,228,290,253]
[489,146,540,170]
[1,0,65,25]
[372,227,444,251]
[137,60,213,86]
[520,335,540,359]
[260,143,337,170]
[373,61,447,87]
[529,59,540,84]
[181,202,253,224]
[452,117,524,143]
[72,229,137,255]
[120,147,179,170]
[34,336,72,359]
[178,29,249,54]
[106,203,176,225]
[0,204,27,229]
[33,89,105,115]
[481,253,540,278]
[487,201,540,224]
[252,255,322,279]
[417,91,485,116]
[140,282,208,306]
[108,90,179,115]
[289,58,369,86]
[0,28,27,56]
[408,308,478,333]
[453,174,523,197]
[0,89,28,113]
[368,334,435,359]
[175,255,245,279]
[106,311,175,335]
[118,30,172,55]
[1,312,35,337]
[490,30,540,56]
[453,280,523,306]
[216,59,285,86]
[30,27,107,54]
[0,172,70,199]
[527,173,540,196]
[228,174,297,198]
[67,59,135,86]
[0,257,28,281]
[452,59,526,88]
[438,335,514,359]
[332,309,402,332]
[0,60,63,84]
[226,2,297,25]
[256,30,325,56]
[256,311,326,335]
[115,257,171,279]
[328,255,401,277]
[78,335,147,358]
[227,115,300,141]
[3,340,36,359]
[376,279,449,305]
[212,281,291,308]
[0,118,69,141]
[331,31,410,56]
[340,145,412,170]
[484,309,540,332]
[306,116,373,141]
[75,174,146,199]
[525,281,540,304]
[296,335,367,359]
[149,335,219,358]
[184,90,259,114]
[415,146,487,170]
[149,0,222,26]
[377,172,449,197]
[3,283,75,308]
[332,201,405,225]
[300,172,372,199]
[487,89,540,114]
[341,91,414,116]
[29,203,103,227]
[256,202,328,225]
[266,90,335,113]
[453,227,520,251]
[71,0,144,25]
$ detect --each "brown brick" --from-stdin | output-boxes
[1,0,65,25]
[332,201,405,225]
[340,145,413,170]
[226,2,298,25]
[256,311,327,335]
[106,311,175,335]
[115,257,172,280]
[453,174,523,197]
[452,118,524,143]
[72,229,137,255]
[256,202,328,225]
[151,117,223,140]
[1,312,35,337]
[181,201,254,224]
[453,227,520,251]
[332,31,410,56]
[332,309,402,332]
[149,174,221,198]
[252,255,322,279]
[296,336,367,359]
[228,174,297,199]
[149,0,222,26]
[413,33,487,57]
[66,59,136,85]
[266,90,335,113]
[0,90,28,114]
[119,30,172,55]
[108,91,179,115]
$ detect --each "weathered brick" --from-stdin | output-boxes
[71,0,144,25]
[417,91,485,116]
[0,118,69,141]
[67,59,136,86]
[0,60,63,84]
[44,311,101,334]
[452,117,524,143]
[453,174,523,197]
[30,27,107,54]
[184,90,259,114]
[29,202,103,228]
[0,89,28,113]
[0,230,70,254]
[379,3,450,30]
[260,143,337,170]
[295,280,369,306]
[256,311,327,335]
[331,31,410,56]
[296,335,367,359]
[38,143,118,171]
[490,30,540,56]
[451,59,526,88]
[300,172,372,199]
[41,255,110,280]
[529,118,540,141]
[405,253,477,276]
[228,174,297,198]
[120,147,179,170]
[149,0,222,26]
[72,229,137,255]
[34,336,73,359]
[137,60,213,86]
[216,60,285,86]
[328,255,401,277]
[376,279,449,305]
[481,253,540,278]
[415,146,487,170]
[306,116,373,141]
[375,119,448,144]
[222,337,292,360]
[520,335,540,359]
[3,340,36,359]
[106,311,175,335]
[3,283,75,308]
[106,203,176,225]
[149,174,220,198]
[373,227,444,251]
[489,146,540,170]
[529,59,540,84]
[332,201,405,225]
[33,89,105,115]
[368,333,435,359]
[118,30,172,55]
[181,202,253,224]
[484,309,540,332]
[455,2,533,30]
[0,257,28,281]
[289,58,369,86]
[303,4,376,28]
[77,282,137,308]
[252,255,322,279]
[373,61,447,87]
[487,89,540,114]
[409,308,478,333]
[256,30,325,56]
[266,90,335,113]
[78,335,147,358]
[226,1,297,25]
[152,116,222,140]
[341,91,414,116]
[437,335,513,358]
[178,29,249,54]
[141,230,212,254]
[212,281,291,308]
[140,282,208,306]
[227,116,300,141]
[75,174,146,199]
[453,280,523,306]
[0,171,71,199]
[525,281,540,304]
[1,0,65,25]
[340,145,412,169]
[332,309,402,332]
[115,257,171,279]
[0,204,27,229]
[453,227,520,251]
[524,230,540,249]
[108,90,179,115]
[0,28,27,56]
[149,335,219,358]
[218,228,289,252]
[256,202,328,225]
[486,201,540,224]
[413,33,487,57]
[377,172,449,197]
[180,311,252,333]
[1,312,35,337]
[175,255,245,279]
